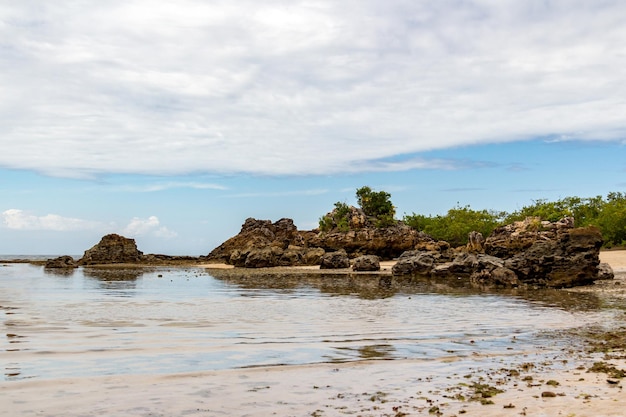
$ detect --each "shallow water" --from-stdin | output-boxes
[0,263,619,382]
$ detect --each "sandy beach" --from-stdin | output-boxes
[1,251,625,416]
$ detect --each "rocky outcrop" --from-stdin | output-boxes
[79,234,144,265]
[207,216,444,268]
[486,217,603,287]
[45,255,77,269]
[215,207,445,268]
[207,218,326,268]
[393,217,606,288]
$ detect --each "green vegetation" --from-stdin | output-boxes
[318,201,351,232]
[355,186,395,219]
[319,186,397,231]
[404,205,505,247]
[501,192,626,247]
[320,187,626,248]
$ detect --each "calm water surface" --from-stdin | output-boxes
[1,263,618,381]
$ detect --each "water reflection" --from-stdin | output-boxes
[43,267,76,277]
[82,268,146,295]
[83,268,145,281]
[6,332,27,351]
[207,269,606,311]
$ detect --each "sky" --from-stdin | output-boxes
[1,0,625,256]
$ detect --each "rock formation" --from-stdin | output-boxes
[79,234,144,265]
[207,214,446,268]
[393,217,607,288]
[207,214,611,287]
[207,218,325,268]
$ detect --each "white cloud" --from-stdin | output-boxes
[1,209,101,231]
[122,216,177,239]
[224,188,329,198]
[1,1,626,178]
[114,182,228,192]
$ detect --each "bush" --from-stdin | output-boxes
[318,201,351,232]
[404,205,504,247]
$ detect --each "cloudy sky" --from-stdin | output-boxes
[1,0,625,255]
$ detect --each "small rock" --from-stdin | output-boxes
[541,391,557,398]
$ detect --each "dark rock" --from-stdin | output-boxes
[79,234,143,265]
[320,251,350,269]
[352,255,380,271]
[597,262,615,280]
[45,255,77,269]
[392,251,436,276]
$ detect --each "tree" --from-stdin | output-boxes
[355,186,395,219]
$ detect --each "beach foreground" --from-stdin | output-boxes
[1,251,625,416]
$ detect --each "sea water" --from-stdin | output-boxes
[1,263,618,382]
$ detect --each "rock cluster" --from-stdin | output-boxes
[78,234,144,265]
[207,215,613,287]
[393,217,612,288]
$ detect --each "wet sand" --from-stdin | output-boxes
[2,251,625,416]
[2,339,625,416]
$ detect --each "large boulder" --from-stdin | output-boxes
[392,251,437,276]
[79,234,144,265]
[320,251,350,269]
[352,255,380,271]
